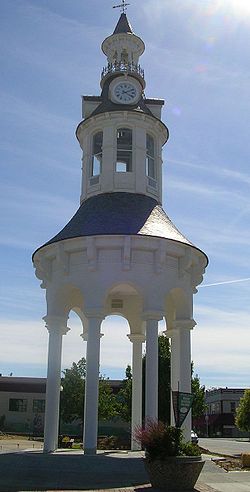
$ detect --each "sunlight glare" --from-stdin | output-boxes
[222,0,250,17]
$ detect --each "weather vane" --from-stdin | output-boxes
[113,0,130,13]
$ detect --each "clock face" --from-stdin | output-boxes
[112,82,139,104]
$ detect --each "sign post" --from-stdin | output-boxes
[172,390,194,428]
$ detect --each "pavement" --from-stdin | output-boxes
[0,439,249,492]
[199,438,250,457]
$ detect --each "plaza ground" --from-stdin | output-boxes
[0,437,250,492]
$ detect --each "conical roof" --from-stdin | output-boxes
[33,193,208,265]
[113,13,133,34]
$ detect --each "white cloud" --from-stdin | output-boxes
[0,316,136,378]
[166,176,250,211]
[0,320,48,367]
[168,157,250,186]
[192,304,250,386]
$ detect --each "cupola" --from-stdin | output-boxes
[101,12,145,89]
[76,12,168,205]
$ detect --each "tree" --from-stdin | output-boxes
[98,377,120,420]
[116,365,132,422]
[158,334,171,423]
[191,363,206,420]
[61,358,86,423]
[60,357,119,424]
[142,333,171,424]
[235,389,250,436]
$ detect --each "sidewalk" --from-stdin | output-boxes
[0,448,249,492]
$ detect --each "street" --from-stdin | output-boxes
[200,437,250,456]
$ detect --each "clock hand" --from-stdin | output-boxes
[122,89,136,94]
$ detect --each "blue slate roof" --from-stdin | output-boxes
[33,193,207,263]
[113,13,133,34]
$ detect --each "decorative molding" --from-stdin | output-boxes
[84,309,105,320]
[43,315,70,335]
[155,239,166,274]
[179,248,207,292]
[33,255,52,289]
[55,243,69,276]
[122,236,131,271]
[86,237,97,271]
[142,311,164,321]
[127,333,145,343]
[172,318,196,331]
[191,255,207,293]
[179,247,193,279]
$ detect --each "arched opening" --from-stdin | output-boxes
[99,315,132,443]
[116,128,133,172]
[60,309,86,437]
[146,134,155,178]
[91,131,103,177]
[61,310,86,372]
[100,315,131,380]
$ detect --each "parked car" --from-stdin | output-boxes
[191,430,199,444]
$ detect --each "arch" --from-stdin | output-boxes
[104,282,144,334]
[107,280,142,297]
[46,284,84,319]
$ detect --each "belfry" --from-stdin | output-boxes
[33,11,208,455]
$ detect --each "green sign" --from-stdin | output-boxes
[172,391,194,428]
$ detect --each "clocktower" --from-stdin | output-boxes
[33,11,208,455]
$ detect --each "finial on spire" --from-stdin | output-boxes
[113,0,130,14]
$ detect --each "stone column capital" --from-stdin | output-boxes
[164,319,196,338]
[80,332,88,342]
[142,311,164,322]
[43,315,70,335]
[81,332,104,342]
[84,309,105,321]
[173,318,196,330]
[127,334,146,344]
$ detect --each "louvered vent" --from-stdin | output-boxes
[111,299,123,309]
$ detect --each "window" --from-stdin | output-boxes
[91,132,103,176]
[146,134,156,179]
[230,401,236,413]
[33,399,45,413]
[9,399,27,412]
[116,128,132,172]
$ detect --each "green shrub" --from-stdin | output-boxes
[134,420,201,460]
[180,442,201,456]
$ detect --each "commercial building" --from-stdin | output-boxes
[0,376,46,434]
[194,387,248,438]
[0,376,124,436]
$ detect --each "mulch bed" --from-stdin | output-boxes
[213,457,250,472]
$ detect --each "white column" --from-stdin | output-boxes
[83,316,103,455]
[168,319,195,441]
[127,334,145,450]
[43,315,69,453]
[145,319,159,422]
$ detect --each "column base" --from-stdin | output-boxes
[131,440,141,451]
[84,447,97,455]
[43,447,55,454]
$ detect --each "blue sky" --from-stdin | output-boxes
[0,0,250,388]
